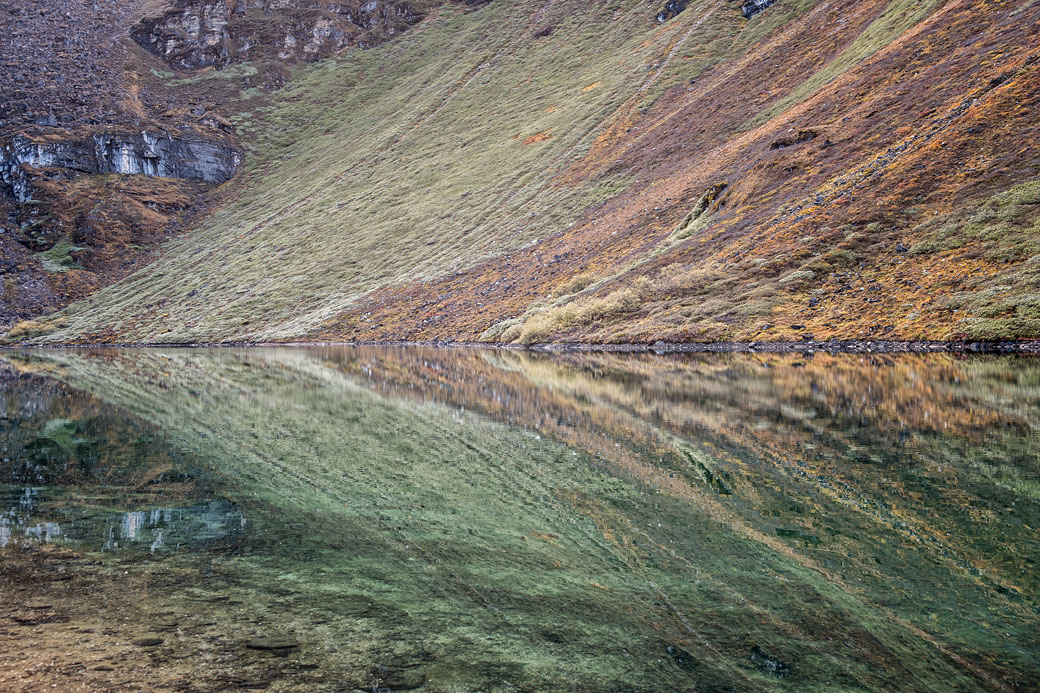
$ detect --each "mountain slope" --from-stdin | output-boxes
[9,0,1040,344]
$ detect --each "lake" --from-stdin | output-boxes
[0,346,1037,691]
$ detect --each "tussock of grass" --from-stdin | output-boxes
[778,269,815,285]
[2,319,60,343]
[918,180,1040,339]
[555,271,598,296]
[35,238,86,273]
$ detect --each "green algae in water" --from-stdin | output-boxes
[0,347,1038,691]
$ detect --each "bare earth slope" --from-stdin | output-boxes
[6,0,1040,345]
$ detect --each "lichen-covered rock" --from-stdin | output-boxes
[656,0,687,23]
[740,0,775,19]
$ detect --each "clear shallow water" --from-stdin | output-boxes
[0,347,1037,691]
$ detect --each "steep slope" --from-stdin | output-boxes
[8,0,1040,344]
[0,0,450,335]
[0,0,241,331]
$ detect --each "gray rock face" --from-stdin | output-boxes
[132,0,434,70]
[132,0,234,70]
[656,0,687,23]
[740,0,775,19]
[0,133,241,201]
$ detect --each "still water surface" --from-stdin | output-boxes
[0,347,1037,691]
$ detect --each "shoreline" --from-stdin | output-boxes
[3,338,1040,354]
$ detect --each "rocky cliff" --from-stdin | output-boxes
[1,132,241,202]
[0,124,240,331]
[739,0,775,19]
[0,0,248,331]
[132,0,445,69]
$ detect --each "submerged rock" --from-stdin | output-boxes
[666,644,700,672]
[750,645,790,677]
[132,636,164,647]
[373,663,427,690]
[245,636,300,650]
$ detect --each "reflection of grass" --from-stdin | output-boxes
[23,349,747,689]
[16,347,1039,689]
[36,418,85,456]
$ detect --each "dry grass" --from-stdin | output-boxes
[34,0,724,344]
[746,0,945,128]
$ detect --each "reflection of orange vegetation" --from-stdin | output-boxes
[325,345,1028,688]
[581,81,601,92]
[530,531,559,545]
[320,346,1038,622]
[522,130,553,145]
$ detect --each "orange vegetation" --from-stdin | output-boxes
[313,0,1040,344]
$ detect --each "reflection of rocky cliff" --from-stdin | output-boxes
[0,364,204,492]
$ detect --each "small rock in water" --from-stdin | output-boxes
[373,663,427,690]
[666,644,699,672]
[12,611,64,625]
[132,636,164,647]
[750,645,790,677]
[246,636,299,650]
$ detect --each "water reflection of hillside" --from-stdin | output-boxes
[4,347,1038,691]
[324,347,1040,685]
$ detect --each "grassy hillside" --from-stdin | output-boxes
[10,0,1040,344]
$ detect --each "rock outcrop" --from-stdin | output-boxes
[1,132,241,202]
[132,0,442,70]
[660,0,771,25]
[656,0,687,23]
[740,0,775,19]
